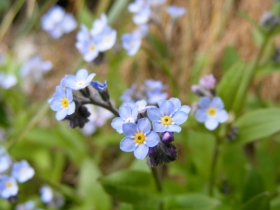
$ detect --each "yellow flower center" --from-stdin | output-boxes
[134,133,145,144]
[61,98,69,108]
[6,181,12,188]
[207,107,217,116]
[90,44,95,51]
[161,116,172,125]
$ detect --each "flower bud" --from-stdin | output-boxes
[260,12,279,31]
[161,132,174,143]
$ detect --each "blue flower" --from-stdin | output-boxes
[111,103,139,133]
[147,98,189,133]
[166,5,186,19]
[11,160,35,183]
[15,201,36,210]
[0,175,18,199]
[40,186,53,204]
[195,97,228,130]
[122,31,142,56]
[120,118,160,159]
[0,147,11,173]
[0,72,17,89]
[65,69,96,90]
[50,86,75,121]
[91,80,107,91]
[94,26,117,52]
[120,84,137,101]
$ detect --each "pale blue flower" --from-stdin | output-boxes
[122,31,142,56]
[0,147,11,173]
[195,97,228,130]
[94,26,117,52]
[50,86,75,121]
[12,160,35,183]
[90,13,108,36]
[41,5,76,39]
[0,72,17,89]
[147,98,189,133]
[111,104,139,133]
[65,69,96,90]
[120,84,136,101]
[15,201,36,210]
[133,7,151,25]
[166,5,186,18]
[120,118,160,159]
[40,186,53,204]
[0,175,18,199]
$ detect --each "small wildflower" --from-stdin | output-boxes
[147,98,189,133]
[199,74,216,89]
[0,72,17,89]
[120,118,160,159]
[50,86,75,121]
[111,104,139,133]
[65,69,96,90]
[0,175,18,199]
[122,31,142,56]
[15,201,36,210]
[166,5,186,19]
[195,97,228,130]
[0,147,11,173]
[40,186,53,204]
[11,160,35,183]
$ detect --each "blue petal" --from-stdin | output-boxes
[217,110,228,123]
[56,109,67,121]
[50,98,61,111]
[134,144,149,160]
[86,72,96,84]
[152,121,166,132]
[65,76,77,89]
[137,118,151,135]
[160,101,175,116]
[119,105,131,120]
[195,109,207,122]
[205,119,219,130]
[67,102,75,115]
[120,137,137,152]
[169,98,181,111]
[76,69,88,80]
[211,97,224,109]
[147,108,162,121]
[179,105,191,114]
[166,124,181,133]
[172,111,188,125]
[123,123,137,137]
[66,88,73,101]
[131,106,139,120]
[199,97,211,109]
[111,117,124,133]
[145,131,160,147]
[55,86,65,97]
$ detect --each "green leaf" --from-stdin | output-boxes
[241,167,264,203]
[163,193,220,210]
[222,46,241,72]
[234,108,280,145]
[238,192,270,210]
[108,0,130,25]
[99,170,158,205]
[77,158,112,210]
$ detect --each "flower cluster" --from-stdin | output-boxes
[76,14,116,63]
[121,79,168,105]
[41,5,77,39]
[191,74,228,130]
[111,97,190,166]
[0,147,34,200]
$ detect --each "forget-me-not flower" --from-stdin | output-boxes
[195,97,228,130]
[122,31,142,56]
[15,201,36,210]
[50,86,75,121]
[166,5,186,19]
[111,104,139,133]
[40,186,53,204]
[65,69,95,90]
[147,98,189,133]
[0,72,17,89]
[120,118,160,159]
[0,175,18,199]
[0,147,11,173]
[12,160,35,183]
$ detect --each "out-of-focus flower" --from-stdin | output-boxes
[0,175,18,199]
[15,201,36,210]
[122,31,142,56]
[65,69,95,90]
[120,118,160,159]
[128,0,151,25]
[199,74,216,89]
[195,97,228,130]
[0,72,17,89]
[50,86,75,121]
[94,27,117,52]
[260,12,279,31]
[11,160,35,183]
[120,84,137,101]
[111,104,139,133]
[166,5,186,19]
[41,5,77,39]
[0,147,11,173]
[40,186,53,204]
[147,98,189,133]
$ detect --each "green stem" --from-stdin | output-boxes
[151,167,162,192]
[208,137,219,197]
